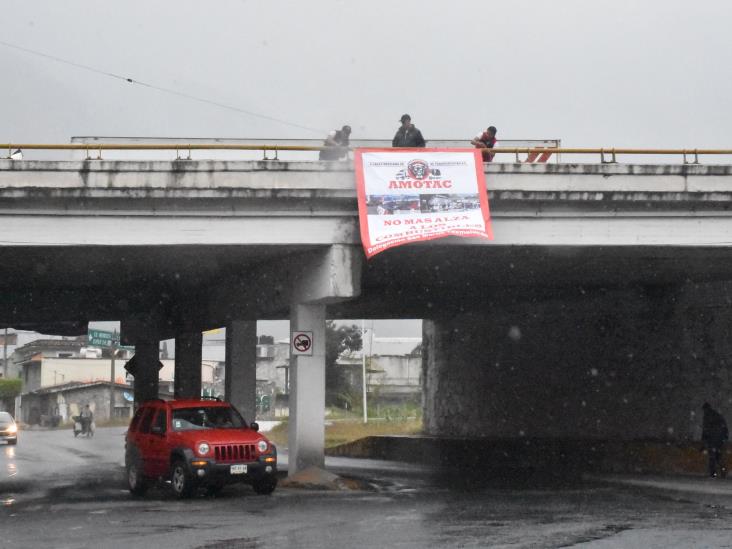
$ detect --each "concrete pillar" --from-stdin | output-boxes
[288,303,326,476]
[174,331,202,399]
[124,340,161,406]
[225,320,257,421]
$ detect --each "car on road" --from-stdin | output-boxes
[125,398,277,498]
[0,412,18,445]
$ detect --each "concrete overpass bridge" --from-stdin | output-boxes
[3,152,732,474]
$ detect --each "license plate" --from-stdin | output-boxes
[230,464,247,475]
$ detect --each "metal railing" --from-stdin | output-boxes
[3,140,732,164]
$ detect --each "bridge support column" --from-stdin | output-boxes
[286,245,362,477]
[288,303,326,475]
[124,340,162,407]
[175,331,202,399]
[225,320,257,422]
[422,283,732,473]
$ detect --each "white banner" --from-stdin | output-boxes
[355,149,493,258]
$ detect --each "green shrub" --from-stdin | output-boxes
[0,378,21,399]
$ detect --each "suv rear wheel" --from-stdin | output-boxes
[126,455,148,496]
[171,460,195,498]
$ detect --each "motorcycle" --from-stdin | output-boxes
[72,415,95,437]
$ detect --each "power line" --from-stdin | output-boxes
[0,39,325,135]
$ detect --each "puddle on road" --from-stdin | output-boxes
[194,537,260,549]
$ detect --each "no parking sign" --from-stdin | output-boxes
[291,331,313,356]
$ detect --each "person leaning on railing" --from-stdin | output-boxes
[471,125,498,162]
[319,125,352,160]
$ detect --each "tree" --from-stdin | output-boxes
[325,321,362,407]
[258,335,275,345]
[0,378,21,414]
[0,379,21,400]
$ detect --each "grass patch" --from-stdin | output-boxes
[267,417,423,449]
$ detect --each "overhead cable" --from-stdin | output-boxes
[0,39,325,134]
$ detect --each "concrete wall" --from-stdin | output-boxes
[4,161,732,249]
[21,385,133,425]
[423,282,732,442]
[368,355,421,394]
[39,358,128,389]
[255,342,290,392]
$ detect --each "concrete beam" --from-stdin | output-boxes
[291,245,362,305]
[225,321,257,422]
[206,245,362,323]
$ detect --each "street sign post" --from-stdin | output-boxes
[87,329,131,422]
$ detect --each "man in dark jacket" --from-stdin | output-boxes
[701,402,728,478]
[392,114,426,148]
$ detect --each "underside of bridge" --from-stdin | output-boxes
[5,243,732,329]
[4,243,732,455]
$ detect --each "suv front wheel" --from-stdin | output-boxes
[171,460,195,498]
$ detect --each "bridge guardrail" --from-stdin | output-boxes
[3,141,732,164]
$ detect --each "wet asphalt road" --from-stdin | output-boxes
[2,428,732,548]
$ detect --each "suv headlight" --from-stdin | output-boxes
[197,442,210,456]
[257,440,268,453]
[7,424,17,434]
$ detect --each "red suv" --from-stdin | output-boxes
[125,398,277,498]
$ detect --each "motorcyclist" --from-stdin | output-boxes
[80,404,94,436]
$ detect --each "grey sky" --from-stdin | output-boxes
[3,0,731,147]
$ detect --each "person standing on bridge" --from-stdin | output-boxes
[471,125,498,162]
[701,402,728,478]
[392,114,426,148]
[319,125,352,160]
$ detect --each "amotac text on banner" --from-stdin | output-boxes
[354,148,493,258]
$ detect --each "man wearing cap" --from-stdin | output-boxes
[471,125,498,162]
[392,114,426,148]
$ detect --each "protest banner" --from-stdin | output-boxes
[354,148,493,258]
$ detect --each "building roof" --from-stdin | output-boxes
[30,380,130,395]
[13,338,85,362]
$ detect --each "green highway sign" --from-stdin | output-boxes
[87,329,119,348]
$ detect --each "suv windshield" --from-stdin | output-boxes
[0,412,13,423]
[171,406,246,431]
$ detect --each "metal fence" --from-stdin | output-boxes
[2,138,732,164]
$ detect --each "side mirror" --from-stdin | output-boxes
[250,422,259,432]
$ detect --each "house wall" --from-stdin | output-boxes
[39,358,128,389]
[22,385,133,425]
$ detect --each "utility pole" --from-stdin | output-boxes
[361,319,368,424]
[3,327,8,379]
